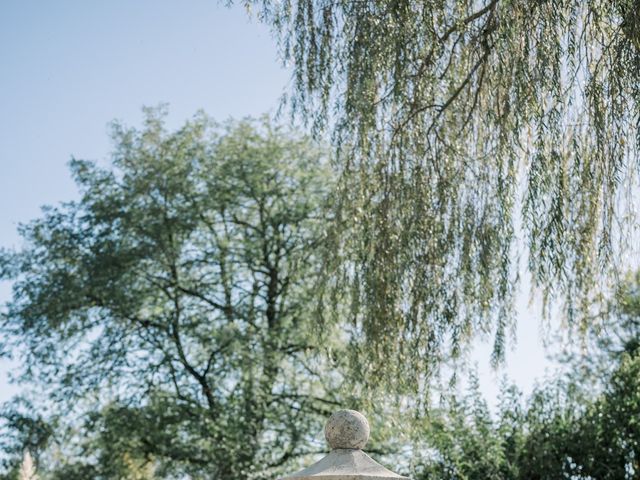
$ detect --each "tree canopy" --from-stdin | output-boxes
[1,107,639,479]
[2,1,640,475]
[0,110,341,479]
[245,0,640,377]
[412,272,640,479]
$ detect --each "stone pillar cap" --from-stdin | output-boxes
[279,410,410,479]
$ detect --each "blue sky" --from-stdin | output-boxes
[0,0,555,407]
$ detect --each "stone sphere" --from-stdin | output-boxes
[324,409,370,450]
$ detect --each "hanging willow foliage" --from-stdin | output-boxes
[242,0,640,387]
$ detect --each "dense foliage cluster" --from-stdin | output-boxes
[246,0,640,380]
[2,1,640,478]
[1,111,639,479]
[412,273,640,480]
[410,352,640,479]
[0,111,341,479]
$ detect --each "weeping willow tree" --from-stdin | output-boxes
[240,0,640,387]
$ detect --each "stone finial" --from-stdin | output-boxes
[325,409,370,450]
[279,409,410,479]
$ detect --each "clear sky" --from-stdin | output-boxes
[0,0,556,408]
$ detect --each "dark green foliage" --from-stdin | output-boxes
[0,109,339,479]
[246,0,640,384]
[411,273,640,479]
[413,379,526,480]
[410,357,640,479]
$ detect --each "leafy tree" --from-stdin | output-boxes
[553,270,640,395]
[410,271,640,480]
[244,0,640,382]
[587,270,640,365]
[573,352,640,479]
[411,359,640,479]
[412,377,525,480]
[553,271,640,479]
[0,109,340,479]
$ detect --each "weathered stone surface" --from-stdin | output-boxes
[282,448,408,479]
[325,410,370,450]
[278,410,410,480]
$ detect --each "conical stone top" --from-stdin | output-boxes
[279,410,409,479]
